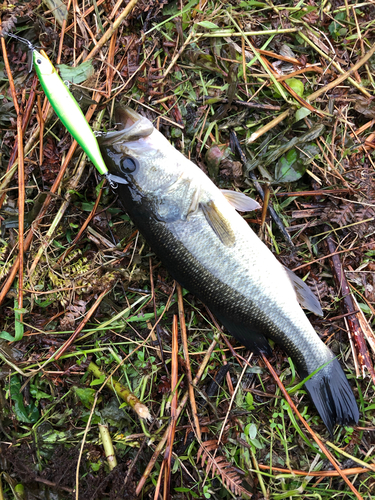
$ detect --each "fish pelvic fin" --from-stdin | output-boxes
[200,200,236,247]
[220,189,261,212]
[214,315,273,356]
[304,358,359,435]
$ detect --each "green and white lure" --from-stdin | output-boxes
[6,33,126,186]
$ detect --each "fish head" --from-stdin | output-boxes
[98,108,200,222]
[98,106,182,196]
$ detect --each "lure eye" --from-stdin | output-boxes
[120,157,137,173]
[36,59,42,64]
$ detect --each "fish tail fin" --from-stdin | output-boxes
[304,358,359,435]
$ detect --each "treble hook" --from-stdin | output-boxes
[4,32,36,51]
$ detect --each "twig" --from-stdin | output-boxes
[83,0,140,62]
[177,284,201,441]
[99,424,118,470]
[299,31,372,99]
[0,94,102,306]
[325,229,375,384]
[261,354,364,500]
[292,242,372,271]
[197,97,280,110]
[326,441,375,473]
[0,30,26,319]
[275,188,352,197]
[246,110,290,145]
[217,353,252,446]
[55,289,109,361]
[88,362,151,419]
[200,28,299,37]
[260,55,324,117]
[350,292,375,355]
[135,336,219,496]
[163,315,179,500]
[257,464,370,477]
[159,30,195,83]
[230,130,294,247]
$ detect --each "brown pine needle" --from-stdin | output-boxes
[55,289,110,361]
[177,284,201,441]
[258,464,370,477]
[136,337,218,496]
[261,354,364,500]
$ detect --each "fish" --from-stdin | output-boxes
[98,106,359,434]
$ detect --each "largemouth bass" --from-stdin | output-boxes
[99,107,359,434]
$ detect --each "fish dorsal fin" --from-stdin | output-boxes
[220,189,261,212]
[200,201,236,247]
[284,266,323,316]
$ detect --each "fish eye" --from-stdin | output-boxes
[120,157,137,173]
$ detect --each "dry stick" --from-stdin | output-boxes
[275,188,352,197]
[325,229,375,384]
[105,29,117,98]
[76,330,155,500]
[292,242,371,272]
[65,0,106,32]
[300,32,373,100]
[149,257,167,366]
[326,440,375,473]
[28,103,104,276]
[57,185,104,265]
[3,75,38,187]
[0,98,101,305]
[16,101,25,320]
[230,130,294,248]
[159,30,195,83]
[257,464,369,477]
[177,284,201,441]
[260,54,323,117]
[135,337,218,496]
[88,362,151,419]
[27,150,90,276]
[98,423,118,470]
[163,315,179,500]
[261,354,364,500]
[0,34,25,317]
[0,106,55,201]
[350,290,375,355]
[54,288,109,360]
[83,0,140,62]
[260,183,270,228]
[246,109,290,145]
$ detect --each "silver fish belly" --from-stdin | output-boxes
[98,107,359,434]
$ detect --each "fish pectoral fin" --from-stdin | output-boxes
[220,189,261,212]
[187,184,201,216]
[200,200,236,247]
[284,266,323,317]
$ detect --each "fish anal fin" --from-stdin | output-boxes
[200,201,236,247]
[220,189,261,212]
[284,266,323,317]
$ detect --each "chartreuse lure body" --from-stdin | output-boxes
[33,49,108,176]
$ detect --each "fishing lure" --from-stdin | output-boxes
[5,33,126,185]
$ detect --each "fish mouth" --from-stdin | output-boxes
[99,106,154,145]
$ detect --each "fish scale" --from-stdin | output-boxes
[98,106,359,435]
